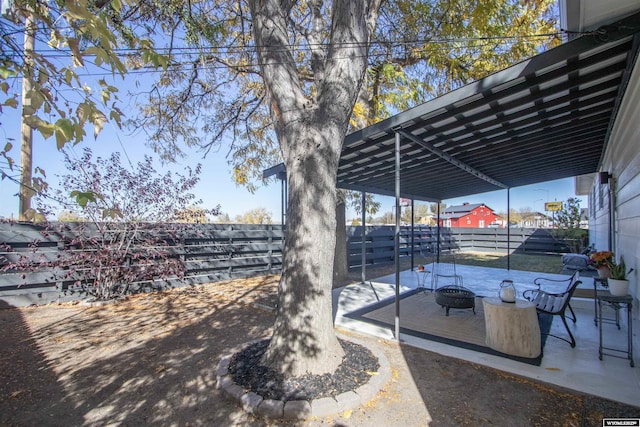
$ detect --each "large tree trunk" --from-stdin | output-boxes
[249,0,381,377]
[264,122,346,375]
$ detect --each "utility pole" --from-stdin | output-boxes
[18,8,35,221]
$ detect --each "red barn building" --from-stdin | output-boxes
[439,203,505,228]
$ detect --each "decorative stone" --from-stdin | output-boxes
[256,399,284,419]
[310,396,340,417]
[241,392,263,414]
[215,335,391,420]
[220,377,245,400]
[334,390,361,412]
[216,374,232,390]
[354,381,378,403]
[216,356,230,377]
[283,400,312,420]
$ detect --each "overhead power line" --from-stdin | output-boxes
[24,31,563,58]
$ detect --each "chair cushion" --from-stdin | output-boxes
[561,254,590,270]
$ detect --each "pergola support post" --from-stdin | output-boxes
[507,189,511,270]
[361,191,366,284]
[410,199,415,270]
[394,131,401,340]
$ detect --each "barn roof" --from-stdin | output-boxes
[443,203,489,213]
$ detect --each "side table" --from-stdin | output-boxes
[413,268,432,290]
[593,277,609,326]
[483,297,541,358]
[598,293,634,367]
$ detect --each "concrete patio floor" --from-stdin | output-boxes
[333,264,640,408]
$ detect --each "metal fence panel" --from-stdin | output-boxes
[1,222,570,306]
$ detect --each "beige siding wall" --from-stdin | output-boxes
[592,51,640,307]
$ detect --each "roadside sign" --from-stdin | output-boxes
[545,201,563,211]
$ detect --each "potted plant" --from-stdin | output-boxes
[607,256,634,296]
[589,251,614,278]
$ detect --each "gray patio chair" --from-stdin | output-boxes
[523,271,582,348]
[430,254,463,290]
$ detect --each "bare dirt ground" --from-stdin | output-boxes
[1,274,639,427]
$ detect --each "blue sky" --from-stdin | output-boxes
[0,113,284,220]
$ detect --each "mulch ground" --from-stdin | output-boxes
[1,273,638,426]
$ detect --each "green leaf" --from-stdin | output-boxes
[70,190,98,208]
[65,3,93,21]
[102,208,123,220]
[24,116,55,139]
[0,66,17,79]
[54,118,75,148]
[76,103,91,125]
[73,122,86,144]
[63,68,74,85]
[109,109,122,128]
[37,67,49,85]
[25,89,45,111]
[67,38,84,67]
[111,0,122,12]
[93,111,107,138]
[4,98,18,108]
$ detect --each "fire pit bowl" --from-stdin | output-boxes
[435,285,476,316]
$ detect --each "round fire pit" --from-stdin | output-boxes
[435,285,476,316]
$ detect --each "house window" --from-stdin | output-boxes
[598,184,604,210]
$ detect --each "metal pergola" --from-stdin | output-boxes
[265,12,640,338]
[334,13,640,337]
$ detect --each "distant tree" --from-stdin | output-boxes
[58,210,84,222]
[518,207,536,227]
[413,203,432,224]
[430,203,447,216]
[496,208,521,226]
[235,208,273,225]
[508,208,521,226]
[216,213,232,223]
[554,197,587,252]
[346,192,382,218]
[398,202,434,225]
[401,204,412,224]
[175,206,212,223]
[378,211,395,224]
